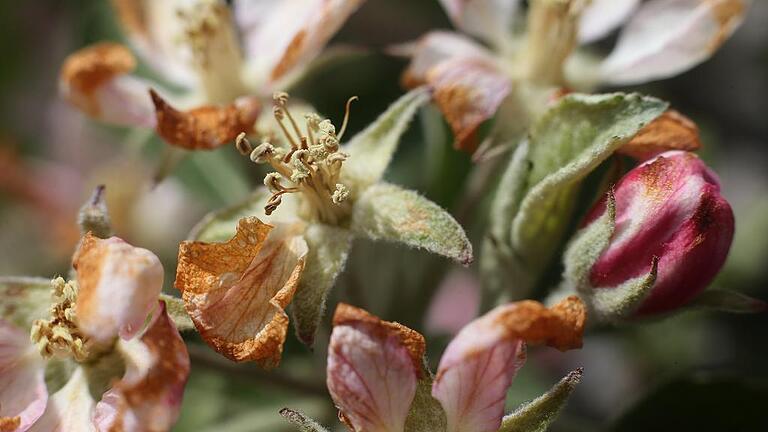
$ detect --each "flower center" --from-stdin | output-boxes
[518,0,590,85]
[176,0,246,103]
[237,93,358,225]
[30,277,89,362]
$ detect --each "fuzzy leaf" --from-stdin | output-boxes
[510,93,667,284]
[343,87,431,190]
[688,290,767,314]
[188,189,270,242]
[590,257,658,322]
[159,293,195,331]
[404,359,447,432]
[279,408,330,432]
[562,192,616,291]
[498,368,583,432]
[0,276,52,328]
[291,223,353,347]
[351,182,473,265]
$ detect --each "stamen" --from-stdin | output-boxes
[30,277,89,362]
[337,96,358,141]
[235,132,252,155]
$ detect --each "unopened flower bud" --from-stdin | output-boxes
[573,151,734,317]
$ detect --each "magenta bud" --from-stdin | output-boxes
[585,151,734,316]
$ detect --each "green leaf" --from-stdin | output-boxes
[498,368,583,432]
[159,293,195,331]
[350,183,473,265]
[291,223,353,346]
[562,191,616,291]
[342,87,431,190]
[590,257,658,322]
[510,93,667,286]
[688,289,767,314]
[279,408,330,432]
[404,359,447,432]
[0,276,51,328]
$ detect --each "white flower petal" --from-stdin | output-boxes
[579,0,640,44]
[0,320,47,432]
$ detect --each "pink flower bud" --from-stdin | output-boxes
[585,151,734,315]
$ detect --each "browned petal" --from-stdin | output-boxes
[706,0,747,52]
[333,303,426,372]
[175,217,308,366]
[496,296,586,351]
[150,90,261,150]
[427,57,510,153]
[620,110,702,161]
[60,42,137,116]
[111,0,147,37]
[0,416,20,432]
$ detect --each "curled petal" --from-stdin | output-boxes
[59,42,156,127]
[94,301,190,432]
[601,0,748,85]
[150,90,260,150]
[327,304,425,432]
[619,110,702,161]
[0,320,47,431]
[432,297,586,432]
[579,0,640,44]
[175,217,308,366]
[111,0,198,87]
[399,31,494,88]
[29,368,95,432]
[427,56,510,152]
[438,0,519,46]
[235,0,364,86]
[74,233,164,343]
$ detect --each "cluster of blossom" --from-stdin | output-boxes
[1,1,761,431]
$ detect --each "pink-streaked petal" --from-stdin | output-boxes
[0,320,47,432]
[432,297,586,432]
[28,368,95,432]
[175,218,308,366]
[59,42,157,128]
[438,0,519,46]
[235,0,364,87]
[600,0,748,85]
[74,233,164,344]
[587,151,735,315]
[93,302,190,432]
[425,270,480,336]
[327,304,425,432]
[399,31,493,88]
[111,0,199,88]
[579,0,640,44]
[428,56,511,152]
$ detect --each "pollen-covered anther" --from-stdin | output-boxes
[332,184,350,204]
[29,277,89,361]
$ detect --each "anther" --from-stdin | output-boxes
[250,142,276,163]
[235,132,253,155]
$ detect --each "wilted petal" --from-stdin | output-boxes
[150,90,260,150]
[74,233,164,343]
[432,297,586,432]
[327,304,425,432]
[0,320,47,431]
[93,301,190,432]
[427,56,510,152]
[59,42,156,127]
[235,0,364,87]
[175,217,308,366]
[399,31,495,88]
[601,0,748,85]
[111,0,198,87]
[438,0,519,46]
[579,0,640,44]
[29,368,95,432]
[619,110,701,160]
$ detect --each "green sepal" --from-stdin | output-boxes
[350,182,473,266]
[498,368,583,432]
[507,93,667,289]
[342,87,431,191]
[187,189,269,242]
[404,358,447,432]
[291,223,353,347]
[159,294,195,331]
[0,276,52,329]
[279,408,330,432]
[687,290,767,314]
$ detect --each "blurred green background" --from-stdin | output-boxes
[1,1,767,431]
